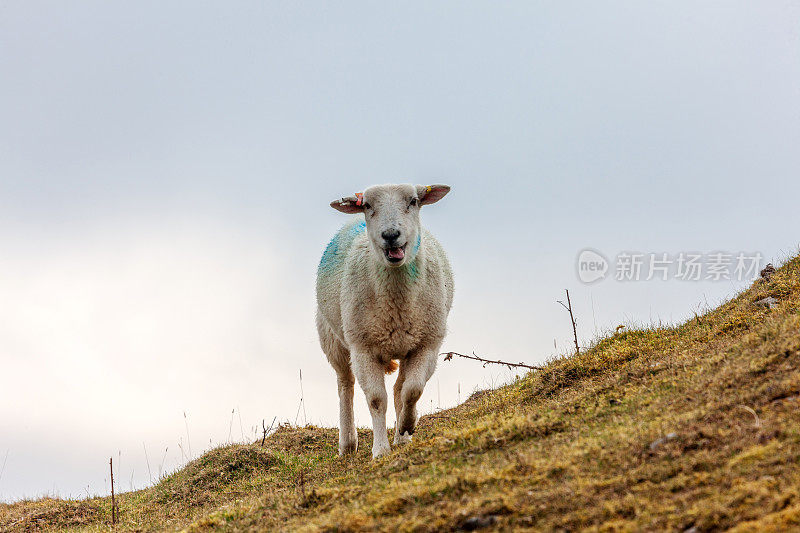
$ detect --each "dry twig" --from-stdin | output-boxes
[441,351,543,371]
[261,416,277,447]
[557,289,580,356]
[109,457,117,526]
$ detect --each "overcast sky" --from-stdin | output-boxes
[1,1,799,501]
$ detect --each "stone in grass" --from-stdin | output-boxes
[755,297,779,309]
[649,432,679,451]
[459,515,498,531]
[760,263,776,281]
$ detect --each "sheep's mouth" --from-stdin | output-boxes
[384,244,406,263]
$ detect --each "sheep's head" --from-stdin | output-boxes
[331,183,450,267]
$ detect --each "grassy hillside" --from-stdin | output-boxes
[2,256,799,532]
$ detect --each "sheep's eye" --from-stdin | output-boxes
[363,202,371,210]
[409,198,418,207]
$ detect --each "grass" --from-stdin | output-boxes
[2,255,800,532]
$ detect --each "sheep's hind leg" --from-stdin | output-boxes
[392,362,411,445]
[352,353,391,458]
[395,350,437,444]
[336,369,358,455]
[318,317,357,455]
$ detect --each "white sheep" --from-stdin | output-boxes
[316,183,454,458]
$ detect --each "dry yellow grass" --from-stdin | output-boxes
[2,254,799,532]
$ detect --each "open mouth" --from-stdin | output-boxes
[384,244,406,263]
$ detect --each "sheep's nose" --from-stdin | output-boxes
[381,229,401,243]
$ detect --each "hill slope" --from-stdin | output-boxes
[2,256,799,532]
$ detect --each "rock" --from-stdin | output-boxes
[755,297,779,309]
[459,515,498,530]
[649,432,679,451]
[760,263,776,281]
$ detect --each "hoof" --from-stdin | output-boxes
[372,443,391,459]
[339,430,358,456]
[394,431,413,445]
[339,441,358,456]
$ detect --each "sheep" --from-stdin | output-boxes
[316,183,454,458]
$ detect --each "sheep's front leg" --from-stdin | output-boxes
[352,353,391,458]
[395,350,437,444]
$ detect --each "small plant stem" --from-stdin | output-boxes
[300,370,307,426]
[142,443,153,485]
[183,412,193,459]
[295,369,307,426]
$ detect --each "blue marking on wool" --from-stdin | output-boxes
[319,218,420,280]
[319,218,366,273]
[405,258,419,280]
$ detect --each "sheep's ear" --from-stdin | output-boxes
[330,193,364,214]
[417,184,451,206]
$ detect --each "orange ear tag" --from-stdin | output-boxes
[355,192,364,206]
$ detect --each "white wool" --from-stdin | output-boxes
[316,183,453,458]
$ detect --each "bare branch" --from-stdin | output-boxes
[261,416,277,447]
[441,351,543,371]
[558,289,580,356]
[110,457,117,526]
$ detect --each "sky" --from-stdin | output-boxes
[1,1,799,501]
